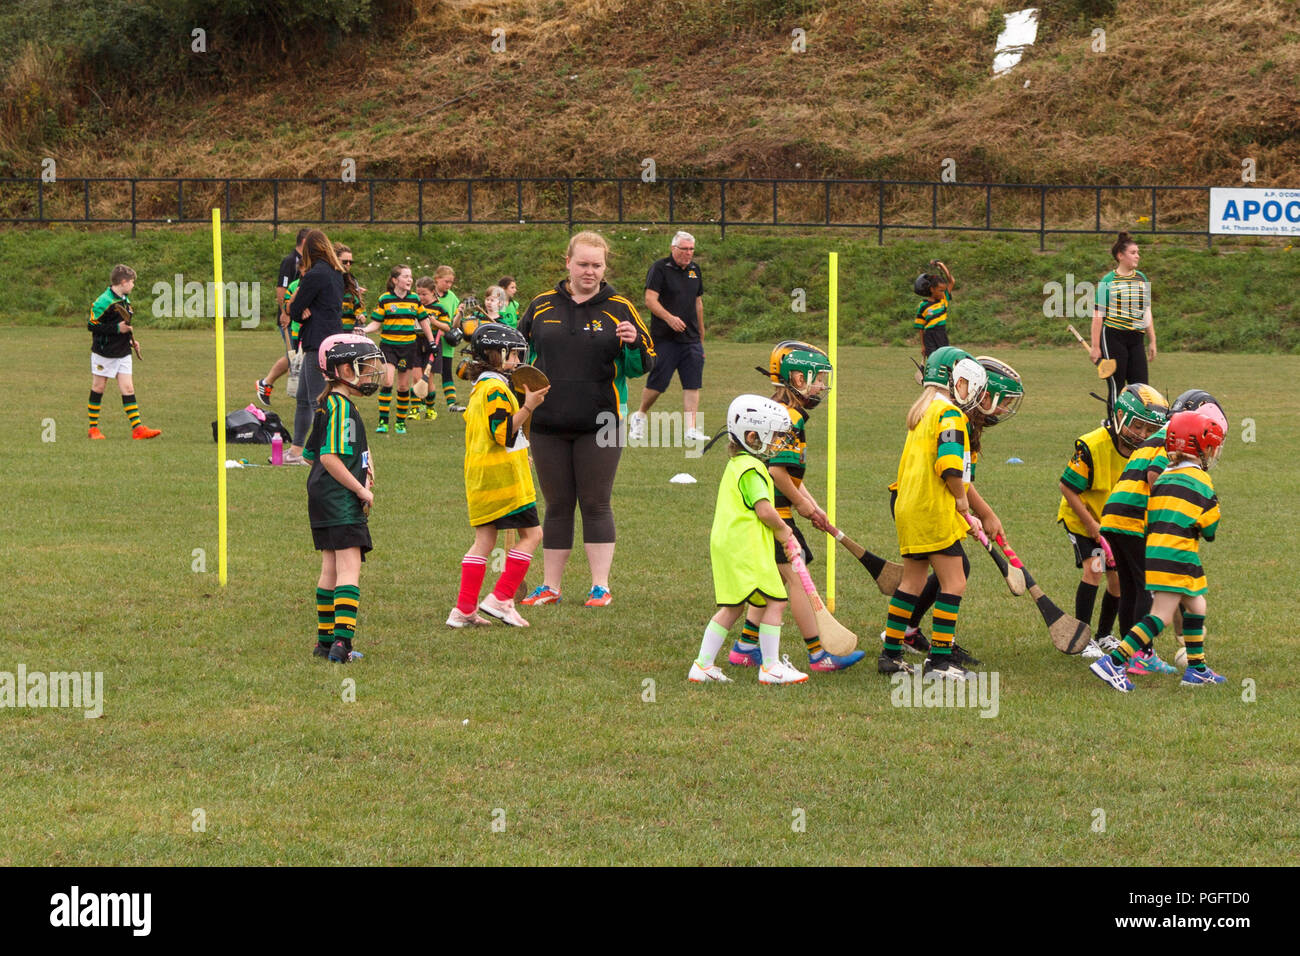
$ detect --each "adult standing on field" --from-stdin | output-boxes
[629,231,706,444]
[1091,232,1157,412]
[256,227,311,406]
[287,229,350,464]
[516,231,656,609]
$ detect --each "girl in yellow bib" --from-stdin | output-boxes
[879,348,987,682]
[689,395,808,686]
[447,324,549,629]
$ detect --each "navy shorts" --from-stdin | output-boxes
[475,504,541,531]
[646,338,704,392]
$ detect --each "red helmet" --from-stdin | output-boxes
[1165,409,1225,469]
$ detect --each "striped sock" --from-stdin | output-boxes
[443,380,457,408]
[457,554,488,614]
[316,587,334,645]
[121,393,141,429]
[88,390,103,429]
[883,590,919,655]
[378,386,392,422]
[804,633,823,656]
[1112,614,1163,665]
[425,393,438,411]
[395,390,410,424]
[930,592,962,655]
[1183,613,1206,669]
[737,618,760,650]
[333,584,360,645]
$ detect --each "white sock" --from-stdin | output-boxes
[759,622,782,668]
[696,620,729,667]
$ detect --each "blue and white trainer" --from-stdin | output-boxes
[1090,655,1134,693]
[1180,666,1226,687]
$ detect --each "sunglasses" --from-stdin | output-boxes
[340,259,353,265]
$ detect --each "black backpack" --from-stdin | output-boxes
[211,408,292,444]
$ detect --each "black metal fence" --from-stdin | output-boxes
[0,175,1219,248]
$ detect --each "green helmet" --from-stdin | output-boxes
[1112,383,1169,448]
[921,346,966,387]
[760,340,833,407]
[973,355,1024,426]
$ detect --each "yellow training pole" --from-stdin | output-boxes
[213,209,228,587]
[826,252,838,612]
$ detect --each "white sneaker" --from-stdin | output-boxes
[759,654,809,685]
[684,427,710,443]
[688,662,733,683]
[446,607,492,628]
[1081,639,1104,659]
[1098,634,1120,653]
[479,593,530,627]
[628,411,648,442]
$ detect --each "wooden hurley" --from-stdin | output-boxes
[1067,324,1118,379]
[789,550,858,655]
[832,529,904,596]
[997,533,1091,654]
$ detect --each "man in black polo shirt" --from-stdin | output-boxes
[630,231,706,444]
[255,227,311,405]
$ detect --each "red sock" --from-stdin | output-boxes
[457,555,488,614]
[492,549,532,601]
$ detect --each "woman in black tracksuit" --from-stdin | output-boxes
[288,230,347,461]
[1090,231,1158,412]
[516,231,655,609]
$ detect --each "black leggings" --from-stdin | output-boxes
[531,429,622,548]
[1102,326,1148,410]
[1103,531,1151,636]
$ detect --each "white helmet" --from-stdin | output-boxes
[949,356,988,414]
[727,394,793,459]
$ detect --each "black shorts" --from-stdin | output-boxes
[416,338,435,366]
[380,343,418,372]
[1064,527,1107,570]
[905,540,966,560]
[773,518,813,566]
[475,504,541,531]
[312,523,372,557]
[646,338,705,392]
[922,326,950,358]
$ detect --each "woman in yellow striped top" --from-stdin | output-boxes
[1090,232,1158,411]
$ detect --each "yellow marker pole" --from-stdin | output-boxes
[213,209,228,586]
[826,252,838,612]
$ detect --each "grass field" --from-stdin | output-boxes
[3,327,1297,865]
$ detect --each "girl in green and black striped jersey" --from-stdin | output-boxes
[1091,232,1158,411]
[1090,407,1227,692]
[361,265,435,435]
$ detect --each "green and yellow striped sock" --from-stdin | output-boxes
[1112,614,1163,665]
[930,592,962,656]
[883,590,918,654]
[396,390,410,423]
[316,587,334,645]
[1183,613,1206,669]
[737,618,760,650]
[334,584,360,645]
[121,393,141,429]
[443,381,457,408]
[377,387,392,423]
[88,390,103,429]
[803,633,823,655]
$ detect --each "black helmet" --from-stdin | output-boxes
[913,273,936,297]
[1170,388,1223,417]
[470,322,527,365]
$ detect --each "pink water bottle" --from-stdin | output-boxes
[271,433,284,466]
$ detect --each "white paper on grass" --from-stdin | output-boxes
[993,8,1039,77]
[669,473,697,484]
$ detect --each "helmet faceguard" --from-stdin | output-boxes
[469,322,527,369]
[762,340,833,407]
[973,355,1024,426]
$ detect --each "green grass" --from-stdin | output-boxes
[2,328,1297,865]
[2,227,1299,352]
